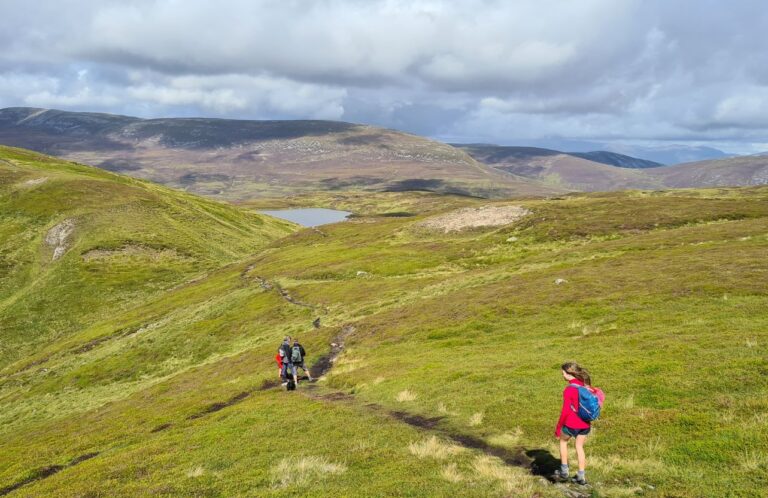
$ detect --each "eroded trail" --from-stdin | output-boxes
[240,261,589,497]
[300,326,589,498]
[241,266,318,309]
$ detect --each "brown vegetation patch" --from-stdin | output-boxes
[418,205,530,232]
[82,245,190,262]
[21,177,48,186]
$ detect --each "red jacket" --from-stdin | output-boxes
[555,378,591,437]
[275,353,283,369]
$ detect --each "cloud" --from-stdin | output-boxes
[1,0,768,149]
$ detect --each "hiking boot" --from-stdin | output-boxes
[552,469,569,482]
[570,475,588,486]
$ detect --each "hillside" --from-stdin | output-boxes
[458,144,768,191]
[569,150,663,168]
[647,154,768,188]
[0,108,558,199]
[0,145,295,368]
[1,151,767,497]
[456,144,664,191]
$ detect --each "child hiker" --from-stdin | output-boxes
[554,361,604,486]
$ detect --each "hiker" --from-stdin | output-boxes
[278,336,297,386]
[291,338,313,382]
[553,361,604,486]
[274,352,283,380]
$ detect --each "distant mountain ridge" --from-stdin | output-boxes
[456,143,768,192]
[0,107,558,200]
[568,150,662,168]
[651,155,768,188]
[455,144,663,191]
[1,107,766,196]
[452,144,663,169]
[497,138,732,165]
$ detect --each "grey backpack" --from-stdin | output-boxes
[291,345,303,363]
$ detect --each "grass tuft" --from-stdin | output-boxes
[440,463,464,482]
[270,456,347,488]
[396,389,417,402]
[471,455,533,495]
[487,428,523,448]
[408,436,466,460]
[740,450,768,471]
[186,466,205,478]
[468,412,484,427]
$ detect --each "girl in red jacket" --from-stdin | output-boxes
[275,353,283,380]
[554,361,599,485]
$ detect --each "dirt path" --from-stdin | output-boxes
[237,263,589,497]
[3,253,583,496]
[301,332,589,497]
[241,266,319,310]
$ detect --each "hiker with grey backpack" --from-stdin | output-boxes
[278,336,298,390]
[553,361,605,486]
[291,338,313,382]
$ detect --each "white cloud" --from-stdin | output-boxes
[0,0,767,148]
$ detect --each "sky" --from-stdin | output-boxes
[1,0,767,153]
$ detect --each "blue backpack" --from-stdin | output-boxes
[570,384,601,422]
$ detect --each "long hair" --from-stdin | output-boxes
[562,361,592,386]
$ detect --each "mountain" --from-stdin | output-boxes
[456,144,768,191]
[500,138,731,165]
[455,144,664,191]
[0,107,558,199]
[568,150,663,168]
[605,143,731,165]
[1,147,767,496]
[647,154,768,188]
[0,145,295,368]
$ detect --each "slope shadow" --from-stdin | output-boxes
[0,452,99,496]
[187,391,251,420]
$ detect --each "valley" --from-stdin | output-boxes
[1,146,766,496]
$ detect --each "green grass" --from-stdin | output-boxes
[1,147,767,496]
[0,145,296,368]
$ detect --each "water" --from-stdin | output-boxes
[259,208,352,227]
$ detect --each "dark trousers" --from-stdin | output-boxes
[281,362,296,379]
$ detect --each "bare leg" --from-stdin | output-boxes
[559,435,570,466]
[575,435,587,472]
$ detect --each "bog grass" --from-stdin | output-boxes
[1,147,767,496]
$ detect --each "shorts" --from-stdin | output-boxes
[562,426,591,437]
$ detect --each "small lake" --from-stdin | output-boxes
[259,208,352,227]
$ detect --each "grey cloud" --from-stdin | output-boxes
[1,0,768,149]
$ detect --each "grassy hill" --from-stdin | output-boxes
[0,108,558,200]
[1,149,767,496]
[0,145,295,369]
